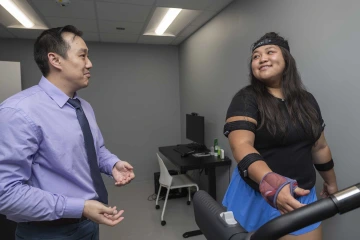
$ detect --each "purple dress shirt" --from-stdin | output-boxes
[0,76,119,222]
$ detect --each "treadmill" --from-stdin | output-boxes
[193,183,360,240]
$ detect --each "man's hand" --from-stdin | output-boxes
[83,200,124,226]
[320,182,338,198]
[276,185,310,215]
[112,161,135,186]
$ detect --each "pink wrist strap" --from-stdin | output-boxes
[259,172,298,209]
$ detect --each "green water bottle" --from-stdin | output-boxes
[214,138,218,157]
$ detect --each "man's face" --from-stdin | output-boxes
[60,33,92,91]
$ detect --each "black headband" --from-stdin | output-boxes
[252,38,290,52]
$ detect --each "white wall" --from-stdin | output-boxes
[0,61,21,103]
[179,0,360,238]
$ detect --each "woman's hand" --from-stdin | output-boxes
[320,182,338,198]
[276,185,310,214]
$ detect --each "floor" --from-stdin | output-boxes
[100,179,206,240]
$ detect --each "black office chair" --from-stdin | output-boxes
[193,183,360,240]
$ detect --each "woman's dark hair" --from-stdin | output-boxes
[249,32,321,140]
[34,25,83,77]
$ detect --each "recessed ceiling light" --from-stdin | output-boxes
[155,8,182,35]
[143,7,201,37]
[0,0,34,28]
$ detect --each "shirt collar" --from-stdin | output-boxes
[38,76,78,108]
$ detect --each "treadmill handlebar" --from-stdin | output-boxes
[250,197,337,239]
[194,183,360,240]
[251,183,360,239]
[331,183,360,214]
[193,190,249,240]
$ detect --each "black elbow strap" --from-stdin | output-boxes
[314,159,334,171]
[237,153,265,178]
[223,120,256,137]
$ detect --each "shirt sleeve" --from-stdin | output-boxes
[97,128,120,176]
[226,88,259,122]
[80,99,120,176]
[307,92,325,131]
[0,108,85,221]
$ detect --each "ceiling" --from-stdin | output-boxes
[0,0,234,45]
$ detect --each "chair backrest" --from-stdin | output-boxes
[156,153,173,186]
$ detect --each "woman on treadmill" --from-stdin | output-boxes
[222,32,338,239]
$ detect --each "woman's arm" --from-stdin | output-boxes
[312,131,338,197]
[227,116,309,214]
[227,116,272,183]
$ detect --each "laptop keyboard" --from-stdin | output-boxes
[173,145,195,156]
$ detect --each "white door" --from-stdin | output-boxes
[0,61,22,103]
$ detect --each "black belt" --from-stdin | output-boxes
[24,216,88,227]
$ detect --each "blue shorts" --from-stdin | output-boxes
[222,168,321,235]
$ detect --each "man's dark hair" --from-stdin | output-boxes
[34,25,83,77]
[249,32,322,140]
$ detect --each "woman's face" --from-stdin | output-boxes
[251,45,285,86]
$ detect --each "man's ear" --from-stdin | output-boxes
[48,52,62,71]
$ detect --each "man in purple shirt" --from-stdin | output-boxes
[0,25,135,239]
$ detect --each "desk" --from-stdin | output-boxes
[158,145,232,238]
[159,145,231,200]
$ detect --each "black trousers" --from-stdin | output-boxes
[0,214,17,240]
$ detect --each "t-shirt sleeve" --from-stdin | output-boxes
[307,92,325,131]
[226,89,259,122]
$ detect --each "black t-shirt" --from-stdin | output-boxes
[226,86,325,190]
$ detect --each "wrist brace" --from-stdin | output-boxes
[259,172,298,209]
